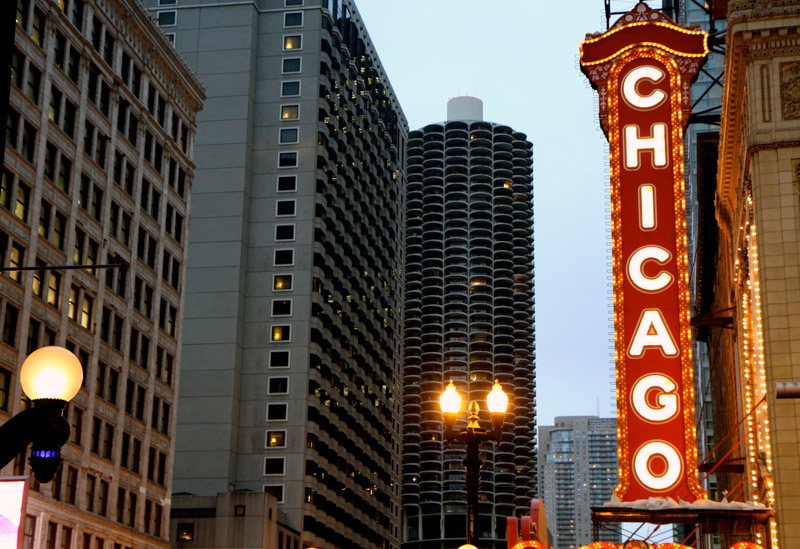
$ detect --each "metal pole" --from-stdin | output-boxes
[464,432,481,547]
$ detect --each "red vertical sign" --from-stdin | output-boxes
[580,3,708,502]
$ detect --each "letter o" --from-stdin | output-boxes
[633,441,682,491]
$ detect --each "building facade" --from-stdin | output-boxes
[168,492,300,549]
[697,1,800,547]
[401,97,536,549]
[538,416,618,549]
[2,1,203,549]
[138,0,407,548]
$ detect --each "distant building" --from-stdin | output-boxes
[138,0,407,547]
[538,416,618,549]
[169,492,300,549]
[1,1,203,549]
[402,96,537,548]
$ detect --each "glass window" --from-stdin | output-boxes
[264,457,285,475]
[274,249,294,266]
[284,12,302,27]
[271,325,290,342]
[279,128,298,144]
[157,11,176,26]
[275,225,295,241]
[277,175,296,192]
[281,81,300,96]
[268,377,288,394]
[276,200,296,217]
[266,431,286,448]
[271,299,291,316]
[285,0,302,5]
[283,35,301,50]
[281,58,301,74]
[278,152,297,168]
[267,403,288,421]
[269,350,289,368]
[280,105,298,120]
[273,275,292,291]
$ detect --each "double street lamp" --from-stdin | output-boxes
[0,346,83,482]
[440,380,510,547]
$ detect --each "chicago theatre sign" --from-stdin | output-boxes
[580,2,708,503]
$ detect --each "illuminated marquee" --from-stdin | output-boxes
[580,3,708,502]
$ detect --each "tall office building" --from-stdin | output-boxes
[402,97,536,549]
[538,416,618,549]
[138,0,407,548]
[1,1,203,549]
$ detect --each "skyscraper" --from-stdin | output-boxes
[402,97,536,548]
[1,0,204,548]
[538,416,618,549]
[138,1,407,547]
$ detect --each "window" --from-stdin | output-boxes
[279,128,298,144]
[176,524,194,542]
[266,431,286,448]
[268,377,288,394]
[284,12,302,27]
[277,175,296,192]
[264,457,285,475]
[281,81,300,97]
[283,35,301,50]
[276,200,296,216]
[273,274,292,291]
[285,0,302,5]
[2,304,19,346]
[271,325,290,342]
[264,485,284,503]
[274,249,294,266]
[157,11,176,26]
[275,224,295,241]
[272,299,292,316]
[267,403,288,421]
[282,58,301,73]
[0,367,10,411]
[280,105,298,120]
[278,152,297,168]
[269,350,289,368]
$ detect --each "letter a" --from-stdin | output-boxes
[628,309,678,357]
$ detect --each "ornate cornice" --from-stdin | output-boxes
[729,0,800,25]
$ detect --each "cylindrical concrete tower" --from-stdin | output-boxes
[402,99,537,548]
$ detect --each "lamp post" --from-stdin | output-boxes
[0,346,83,482]
[440,380,509,547]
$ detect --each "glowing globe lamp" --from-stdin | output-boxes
[20,346,83,402]
[440,381,461,430]
[486,381,509,414]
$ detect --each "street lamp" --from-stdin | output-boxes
[440,380,509,547]
[0,346,83,482]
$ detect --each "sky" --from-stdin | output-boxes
[352,0,651,426]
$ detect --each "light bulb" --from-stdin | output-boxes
[440,381,461,414]
[487,380,509,414]
[20,346,83,401]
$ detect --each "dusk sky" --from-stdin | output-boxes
[353,0,645,426]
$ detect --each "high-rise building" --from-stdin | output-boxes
[538,416,618,549]
[138,0,407,548]
[401,96,536,549]
[1,1,203,549]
